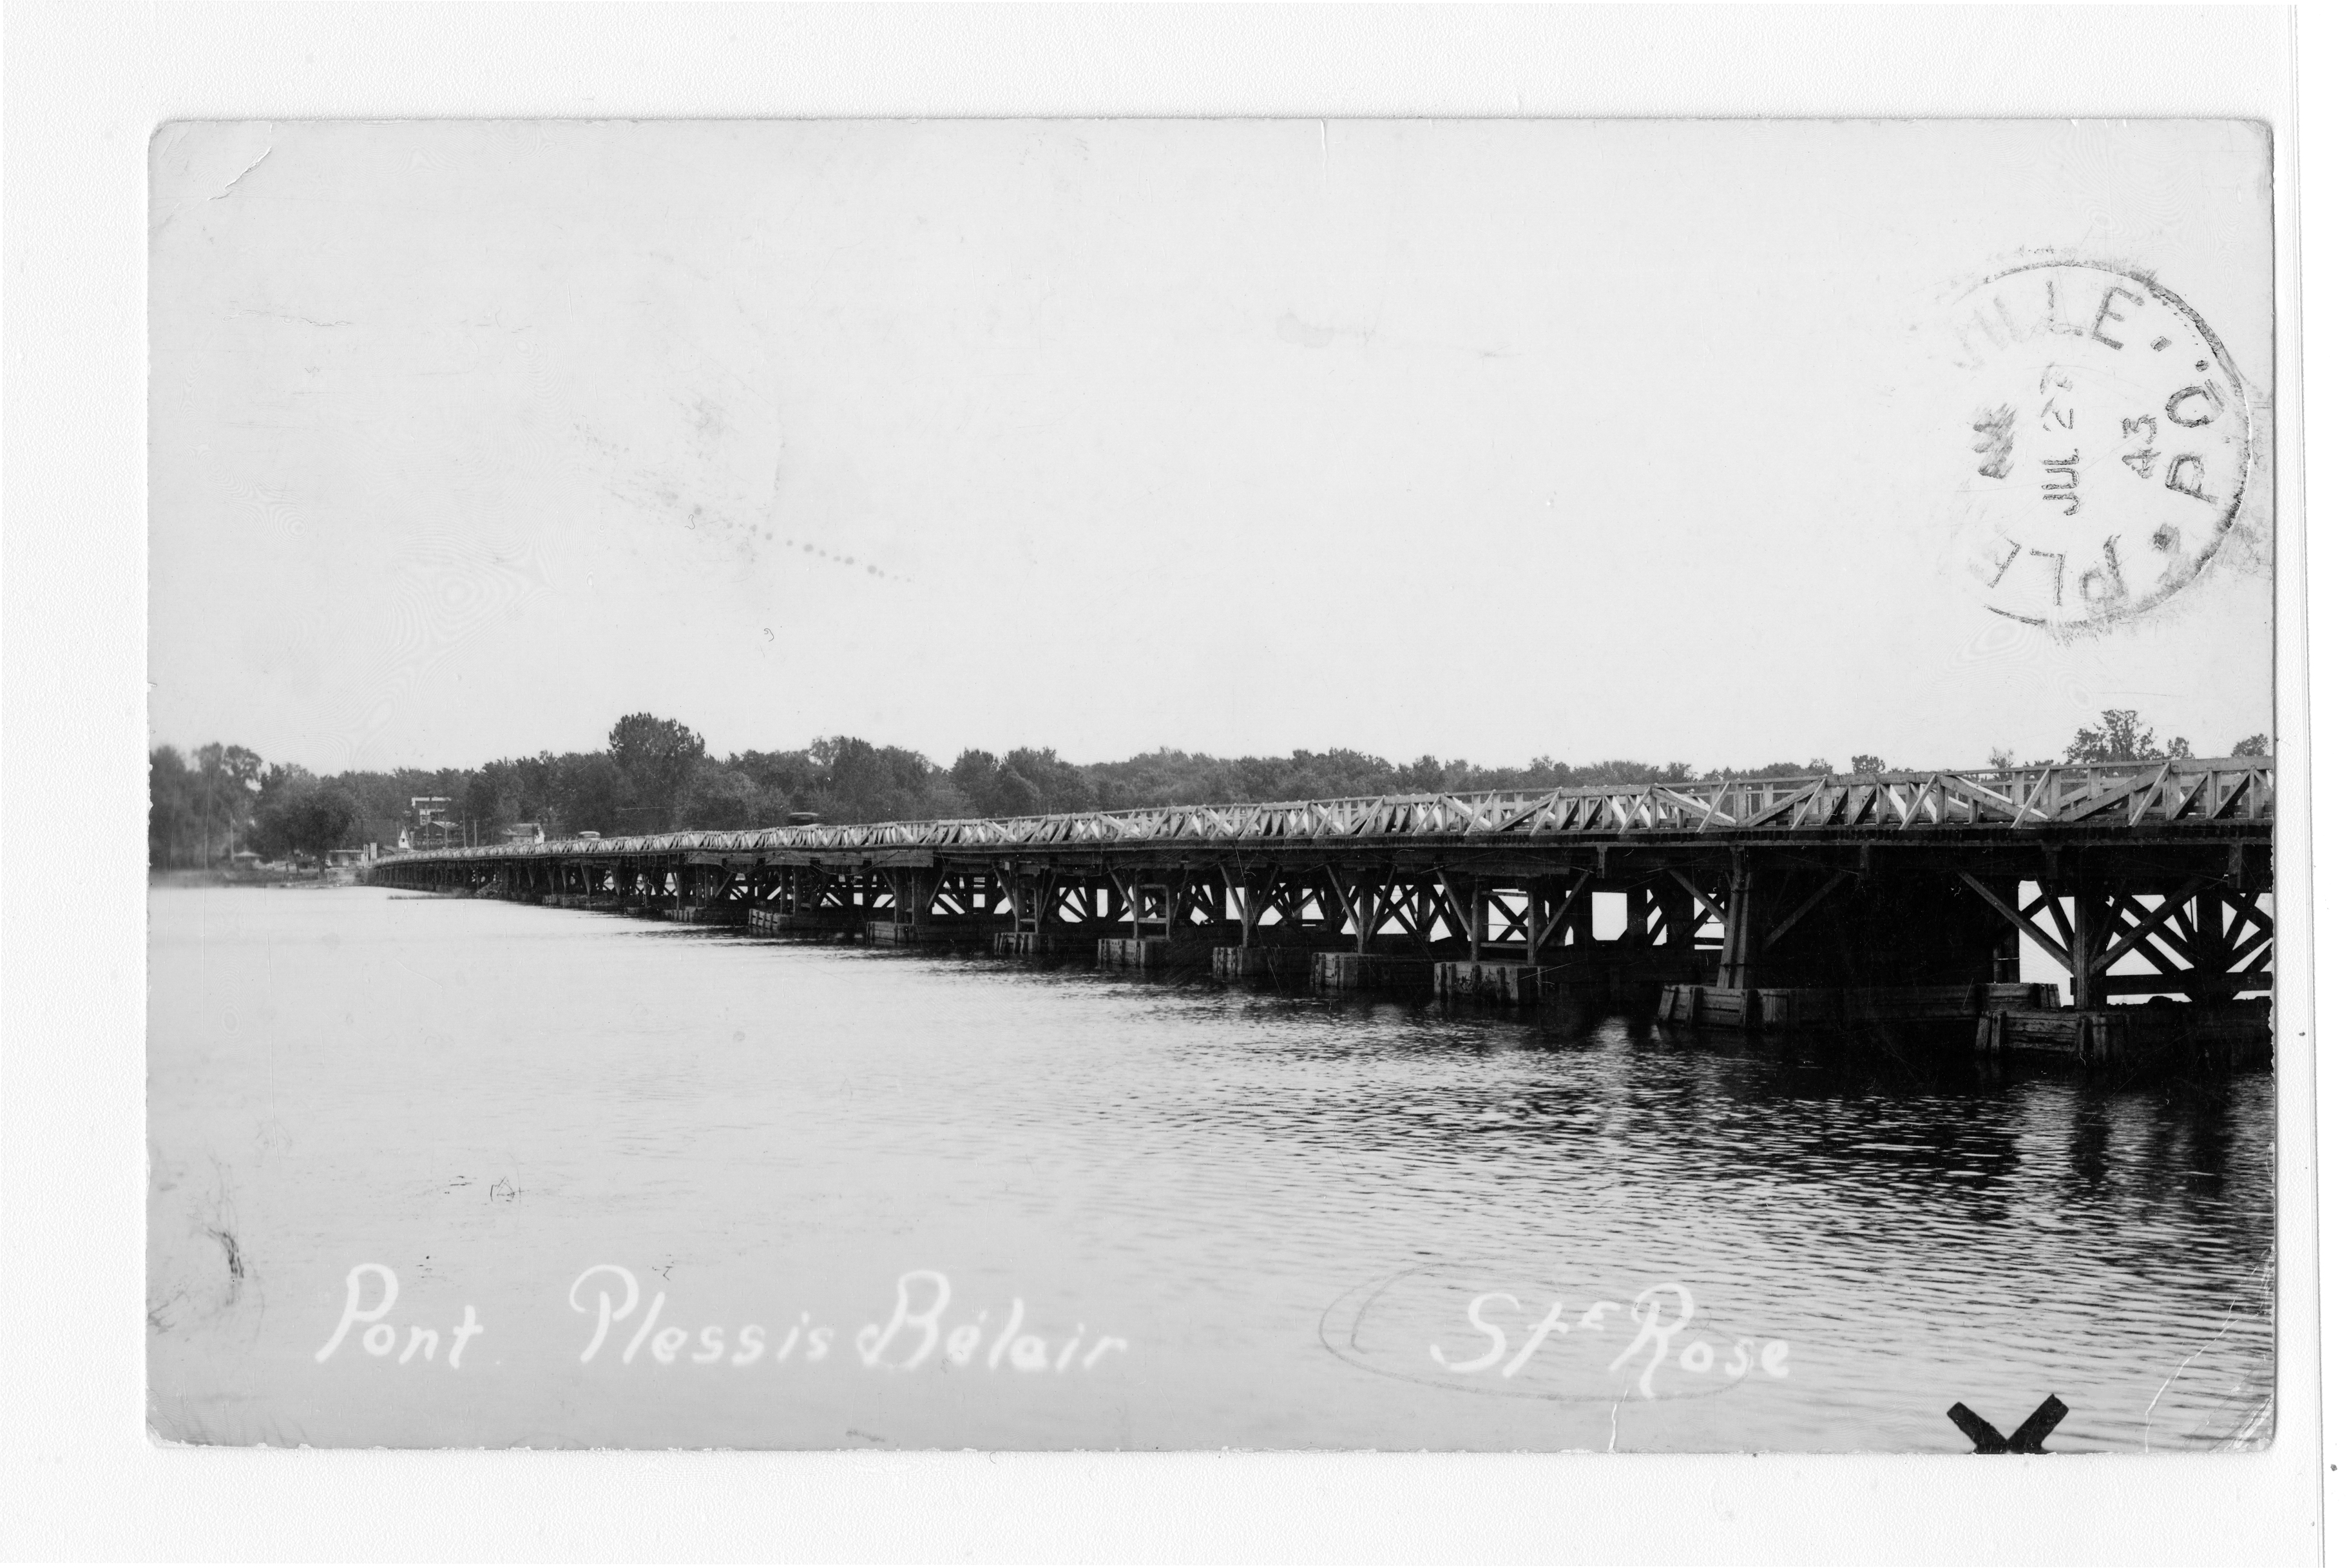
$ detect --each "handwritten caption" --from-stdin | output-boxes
[312,1263,484,1367]
[312,1263,1130,1377]
[1321,1267,1797,1403]
[570,1265,1129,1373]
[1427,1282,1790,1399]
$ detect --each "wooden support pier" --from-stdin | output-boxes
[746,906,856,938]
[1658,982,2060,1030]
[1310,952,1435,997]
[369,758,2277,1067]
[1975,1000,2271,1067]
[664,903,747,926]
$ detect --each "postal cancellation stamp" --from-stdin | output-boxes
[1944,260,2252,631]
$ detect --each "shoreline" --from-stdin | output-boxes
[148,866,360,891]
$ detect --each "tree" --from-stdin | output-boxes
[1706,758,1835,779]
[950,749,1050,817]
[1397,754,1453,792]
[949,749,1002,811]
[253,782,361,861]
[677,762,761,830]
[2230,732,2272,757]
[553,752,627,836]
[463,762,519,840]
[1850,754,1888,776]
[191,742,265,861]
[258,760,316,810]
[2064,709,2192,765]
[294,787,361,859]
[735,749,823,805]
[198,742,264,792]
[149,746,202,867]
[990,766,1043,818]
[608,714,705,828]
[1000,748,1092,813]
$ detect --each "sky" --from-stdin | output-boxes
[149,119,2275,775]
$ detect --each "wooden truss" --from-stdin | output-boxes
[1960,873,2271,1005]
[378,757,2276,866]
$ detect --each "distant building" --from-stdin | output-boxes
[409,796,457,850]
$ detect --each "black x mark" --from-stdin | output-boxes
[1947,1394,2068,1453]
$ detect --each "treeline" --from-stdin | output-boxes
[149,709,2272,866]
[148,743,369,869]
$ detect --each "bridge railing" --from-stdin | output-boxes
[375,757,2275,863]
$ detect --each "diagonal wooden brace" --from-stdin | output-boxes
[1667,867,1729,928]
[2091,879,2210,975]
[1763,870,1853,951]
[1957,872,2073,968]
[1533,868,1596,951]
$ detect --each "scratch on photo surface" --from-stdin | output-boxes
[211,144,274,204]
[2142,1248,2272,1449]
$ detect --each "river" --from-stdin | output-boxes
[146,886,2274,1451]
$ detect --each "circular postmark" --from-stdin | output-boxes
[1944,261,2250,629]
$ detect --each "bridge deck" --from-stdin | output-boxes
[378,758,2274,868]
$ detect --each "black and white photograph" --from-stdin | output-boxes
[140,113,2283,1455]
[4,5,2331,1560]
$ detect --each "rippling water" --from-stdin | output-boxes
[148,886,2274,1451]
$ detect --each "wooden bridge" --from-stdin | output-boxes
[367,758,2277,1063]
